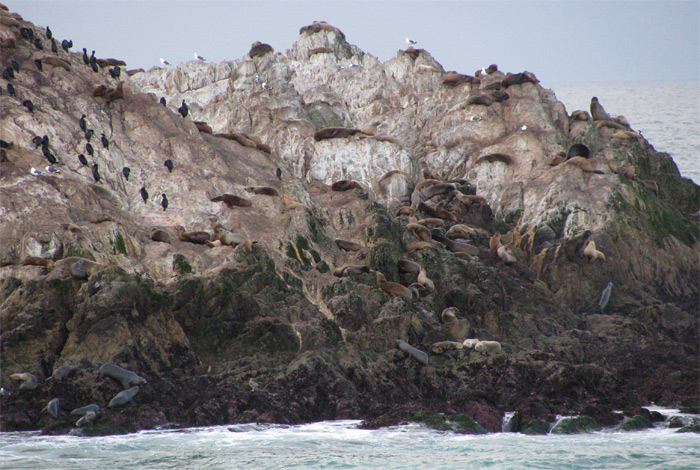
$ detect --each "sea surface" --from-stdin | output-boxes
[548,80,699,184]
[1,419,699,470]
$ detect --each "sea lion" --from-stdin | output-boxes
[376,272,413,300]
[331,180,362,191]
[313,127,362,141]
[44,398,60,418]
[281,194,304,211]
[21,256,54,272]
[590,97,612,121]
[405,241,435,251]
[10,372,39,390]
[76,410,97,427]
[214,227,247,246]
[333,265,370,277]
[406,223,431,242]
[108,386,139,408]
[70,259,88,280]
[335,239,362,252]
[453,191,486,208]
[422,182,456,200]
[497,245,517,264]
[396,206,416,216]
[549,152,567,166]
[51,364,79,381]
[433,233,479,255]
[442,72,474,87]
[397,259,421,273]
[565,156,604,174]
[446,225,476,240]
[175,225,211,245]
[71,404,100,416]
[194,121,213,134]
[414,179,441,192]
[475,340,502,355]
[431,341,464,354]
[372,134,401,145]
[462,338,480,348]
[567,143,591,159]
[150,228,170,243]
[417,218,445,228]
[467,94,492,106]
[583,240,606,261]
[441,307,458,323]
[475,153,513,165]
[571,110,590,121]
[417,268,435,291]
[433,202,457,221]
[245,186,279,197]
[98,364,147,389]
[211,194,253,207]
[248,41,273,59]
[599,282,612,311]
[396,339,429,366]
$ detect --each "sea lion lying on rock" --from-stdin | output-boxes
[475,340,502,355]
[98,364,147,389]
[108,386,139,407]
[396,339,429,365]
[313,127,362,141]
[431,341,464,354]
[10,372,39,390]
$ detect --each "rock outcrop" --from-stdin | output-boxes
[1,11,698,435]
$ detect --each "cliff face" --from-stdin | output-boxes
[1,12,698,435]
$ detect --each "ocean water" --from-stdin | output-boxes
[1,420,698,470]
[547,80,699,184]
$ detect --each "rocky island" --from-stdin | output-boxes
[1,8,698,436]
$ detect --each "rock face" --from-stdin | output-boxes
[1,13,698,435]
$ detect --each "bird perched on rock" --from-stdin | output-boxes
[160,58,170,66]
[262,82,273,90]
[78,154,88,166]
[79,114,86,131]
[70,259,88,280]
[159,97,166,106]
[194,52,205,61]
[86,143,94,156]
[405,37,417,46]
[10,59,19,72]
[61,39,72,52]
[7,83,15,95]
[164,159,173,173]
[45,26,52,39]
[51,39,58,53]
[22,99,34,113]
[82,48,89,65]
[100,133,109,148]
[34,59,42,71]
[30,167,43,176]
[276,167,282,180]
[122,166,130,180]
[140,186,149,203]
[108,66,120,79]
[32,136,43,148]
[85,129,94,141]
[45,165,60,174]
[161,193,168,211]
[178,100,188,118]
[91,163,101,182]
[34,37,43,50]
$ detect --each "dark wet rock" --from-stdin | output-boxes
[550,416,602,434]
[410,412,487,435]
[618,415,653,431]
[521,419,550,435]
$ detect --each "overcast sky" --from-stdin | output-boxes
[9,0,700,86]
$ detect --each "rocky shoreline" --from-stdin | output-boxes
[1,10,698,436]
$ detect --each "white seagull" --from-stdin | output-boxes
[194,52,206,61]
[254,75,261,83]
[480,67,488,76]
[160,58,170,66]
[30,167,43,176]
[520,125,527,131]
[262,82,273,90]
[45,165,60,174]
[405,37,417,46]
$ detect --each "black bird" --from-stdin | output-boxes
[101,134,109,148]
[0,139,13,149]
[89,50,96,67]
[178,100,188,118]
[91,163,101,182]
[34,38,43,50]
[164,159,173,173]
[140,186,149,203]
[276,167,282,180]
[7,83,15,95]
[61,39,72,52]
[34,59,42,71]
[32,136,43,148]
[51,38,58,53]
[108,66,121,79]
[159,97,166,106]
[44,151,57,165]
[22,100,34,113]
[161,193,168,211]
[86,143,94,156]
[91,62,99,73]
[10,60,19,72]
[85,129,94,141]
[45,26,52,39]
[2,67,14,80]
[42,135,49,147]
[122,166,130,180]
[82,48,89,65]
[79,114,86,131]
[78,154,88,166]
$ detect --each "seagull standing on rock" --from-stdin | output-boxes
[405,37,417,46]
[194,52,205,61]
[160,58,170,66]
[262,82,272,90]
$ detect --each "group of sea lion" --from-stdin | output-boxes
[9,363,146,429]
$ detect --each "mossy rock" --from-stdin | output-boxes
[677,424,700,433]
[521,419,550,435]
[618,415,652,431]
[550,416,602,434]
[411,412,487,434]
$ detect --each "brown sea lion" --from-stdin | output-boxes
[415,179,441,192]
[571,110,590,121]
[331,180,362,191]
[126,68,144,76]
[475,153,513,165]
[194,121,213,134]
[497,245,517,264]
[248,41,273,59]
[565,156,604,174]
[396,205,416,216]
[211,194,253,207]
[314,127,362,141]
[42,57,71,71]
[583,240,606,261]
[431,341,464,354]
[406,223,431,241]
[150,228,170,243]
[245,186,279,197]
[335,239,363,252]
[309,47,333,56]
[96,58,126,67]
[333,265,370,277]
[376,272,413,300]
[489,232,502,252]
[590,96,612,121]
[441,307,458,323]
[434,201,457,221]
[443,72,474,87]
[467,94,492,106]
[175,225,211,244]
[422,182,456,199]
[405,241,435,251]
[92,85,107,97]
[21,256,54,271]
[417,268,435,290]
[397,259,421,273]
[453,191,486,208]
[549,152,567,166]
[417,217,445,228]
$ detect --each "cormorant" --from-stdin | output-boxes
[140,186,149,203]
[164,159,173,173]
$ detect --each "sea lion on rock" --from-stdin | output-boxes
[71,404,100,416]
[590,97,612,121]
[442,72,474,87]
[417,268,435,291]
[571,110,590,121]
[475,340,502,355]
[51,364,79,381]
[194,121,213,134]
[396,206,416,216]
[463,338,480,348]
[467,94,493,106]
[476,153,513,165]
[396,339,429,365]
[422,182,456,200]
[405,241,435,251]
[417,218,444,228]
[431,341,464,354]
[501,72,539,88]
[76,410,97,427]
[433,202,457,221]
[565,156,604,174]
[248,41,273,59]
[335,239,363,252]
[497,245,517,264]
[211,194,252,207]
[331,180,362,191]
[567,143,590,159]
[314,127,362,141]
[245,186,279,197]
[441,307,458,323]
[433,233,479,255]
[175,225,211,245]
[453,191,486,208]
[99,364,147,389]
[333,265,370,277]
[70,259,88,280]
[43,398,60,418]
[406,223,431,241]
[583,240,606,261]
[376,272,413,300]
[372,134,402,145]
[108,386,139,408]
[397,259,421,273]
[10,372,39,390]
[214,226,247,247]
[22,256,54,272]
[150,228,170,243]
